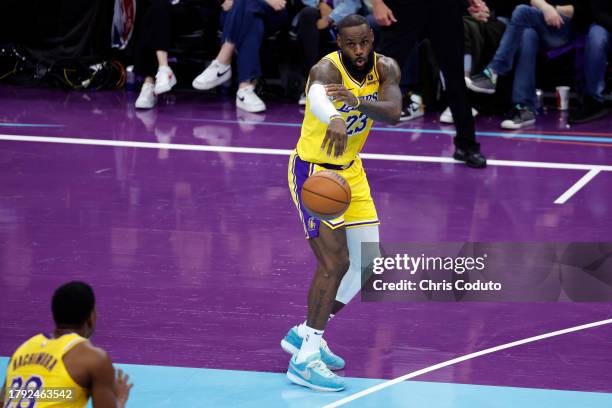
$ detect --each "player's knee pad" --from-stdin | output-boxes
[335,225,380,304]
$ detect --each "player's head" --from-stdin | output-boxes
[52,281,96,338]
[336,15,374,75]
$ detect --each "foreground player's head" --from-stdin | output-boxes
[52,281,96,338]
[336,15,375,76]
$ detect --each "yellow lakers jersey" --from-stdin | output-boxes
[3,333,89,408]
[297,51,381,166]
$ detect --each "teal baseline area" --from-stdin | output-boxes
[1,357,611,407]
[177,118,612,144]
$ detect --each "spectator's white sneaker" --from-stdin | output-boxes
[236,86,266,113]
[440,107,479,124]
[135,83,156,109]
[298,92,307,106]
[154,66,177,95]
[192,60,232,90]
[399,93,424,122]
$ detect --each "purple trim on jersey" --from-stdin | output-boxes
[292,154,320,239]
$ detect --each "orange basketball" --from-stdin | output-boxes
[301,170,351,220]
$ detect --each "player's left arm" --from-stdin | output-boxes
[324,56,402,125]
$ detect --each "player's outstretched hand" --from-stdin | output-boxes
[324,84,359,108]
[321,117,348,159]
[115,368,133,408]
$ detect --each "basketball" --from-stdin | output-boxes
[301,170,351,220]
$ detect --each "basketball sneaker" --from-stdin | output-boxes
[281,326,345,370]
[236,85,266,113]
[135,83,156,109]
[192,60,232,90]
[399,93,424,122]
[440,107,479,124]
[154,66,177,95]
[287,353,345,392]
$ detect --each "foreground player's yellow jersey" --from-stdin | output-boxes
[297,51,381,166]
[4,333,89,407]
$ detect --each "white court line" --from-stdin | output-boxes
[324,318,612,408]
[1,134,612,172]
[554,169,601,204]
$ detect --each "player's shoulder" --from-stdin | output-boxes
[11,333,46,355]
[67,340,111,369]
[375,54,401,81]
[309,58,343,84]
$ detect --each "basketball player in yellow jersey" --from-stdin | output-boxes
[282,15,401,391]
[1,282,132,408]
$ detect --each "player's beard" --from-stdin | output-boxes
[342,50,375,81]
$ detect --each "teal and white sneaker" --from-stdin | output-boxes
[287,353,345,392]
[281,326,346,370]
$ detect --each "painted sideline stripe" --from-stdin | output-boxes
[554,169,601,204]
[1,133,612,172]
[178,118,612,143]
[324,318,612,408]
[0,123,64,128]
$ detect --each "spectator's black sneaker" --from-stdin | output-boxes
[453,148,487,168]
[569,97,609,124]
[467,68,497,94]
[501,105,536,129]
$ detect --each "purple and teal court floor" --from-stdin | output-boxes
[0,86,611,406]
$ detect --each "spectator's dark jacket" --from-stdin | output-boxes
[591,0,612,31]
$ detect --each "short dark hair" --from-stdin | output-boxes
[52,281,95,327]
[337,14,370,34]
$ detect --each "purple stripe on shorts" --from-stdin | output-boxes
[292,154,320,239]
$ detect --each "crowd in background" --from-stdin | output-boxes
[1,0,610,130]
[132,0,611,129]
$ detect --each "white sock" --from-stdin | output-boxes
[158,65,171,72]
[296,326,323,363]
[297,315,333,338]
[215,59,230,70]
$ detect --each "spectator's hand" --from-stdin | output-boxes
[221,0,233,11]
[543,4,564,28]
[372,0,397,26]
[555,5,574,19]
[265,0,286,11]
[114,369,133,408]
[468,0,489,22]
[319,2,333,18]
[316,17,331,30]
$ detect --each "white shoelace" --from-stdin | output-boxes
[306,359,335,378]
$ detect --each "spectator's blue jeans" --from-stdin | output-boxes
[584,24,611,102]
[488,5,573,110]
[222,0,287,83]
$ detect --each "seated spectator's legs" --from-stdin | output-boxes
[500,16,573,130]
[511,28,539,111]
[468,5,571,95]
[193,0,287,112]
[513,16,573,109]
[585,24,611,103]
[570,24,611,123]
[235,17,264,88]
[134,0,176,109]
[489,5,548,76]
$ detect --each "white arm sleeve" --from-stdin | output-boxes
[308,83,341,124]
